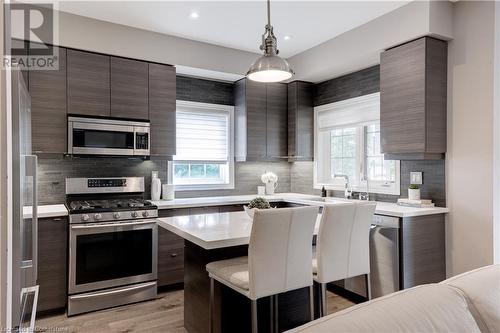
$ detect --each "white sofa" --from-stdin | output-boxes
[287,265,500,333]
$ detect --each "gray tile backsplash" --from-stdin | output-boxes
[37,157,290,204]
[174,161,291,198]
[39,156,444,206]
[38,156,168,204]
[177,75,234,106]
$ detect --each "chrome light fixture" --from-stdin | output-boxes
[247,0,294,82]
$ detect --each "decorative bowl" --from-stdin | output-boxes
[244,205,257,219]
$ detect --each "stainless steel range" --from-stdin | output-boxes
[66,177,158,316]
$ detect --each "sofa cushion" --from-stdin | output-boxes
[286,284,481,333]
[441,265,500,333]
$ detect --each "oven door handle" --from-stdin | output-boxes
[69,281,157,300]
[70,220,158,229]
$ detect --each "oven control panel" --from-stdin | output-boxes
[66,177,145,194]
[88,179,127,188]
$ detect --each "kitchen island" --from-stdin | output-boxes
[158,210,322,333]
[158,203,447,333]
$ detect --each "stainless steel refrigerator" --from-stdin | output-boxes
[10,69,39,332]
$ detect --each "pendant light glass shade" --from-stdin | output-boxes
[247,0,294,82]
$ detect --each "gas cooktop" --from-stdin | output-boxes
[67,198,155,213]
[65,177,158,224]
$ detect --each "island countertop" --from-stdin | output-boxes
[157,211,322,250]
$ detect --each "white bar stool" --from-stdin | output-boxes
[313,202,376,317]
[206,206,318,333]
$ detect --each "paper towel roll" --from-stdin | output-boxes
[162,184,175,200]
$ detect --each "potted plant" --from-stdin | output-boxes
[408,184,421,200]
[244,197,272,219]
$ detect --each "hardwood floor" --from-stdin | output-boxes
[35,289,354,333]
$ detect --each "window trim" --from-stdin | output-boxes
[172,100,235,191]
[313,93,400,195]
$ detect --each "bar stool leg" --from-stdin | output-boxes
[309,285,314,321]
[209,277,214,333]
[274,295,279,333]
[251,299,258,333]
[320,283,327,317]
[270,296,274,333]
[365,273,372,300]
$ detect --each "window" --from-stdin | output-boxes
[314,93,400,195]
[172,101,234,190]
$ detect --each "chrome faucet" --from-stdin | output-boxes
[334,174,352,199]
[359,178,370,201]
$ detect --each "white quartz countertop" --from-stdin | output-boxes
[23,204,68,219]
[150,193,449,218]
[157,211,322,250]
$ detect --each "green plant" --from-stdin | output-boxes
[408,184,420,190]
[248,197,271,209]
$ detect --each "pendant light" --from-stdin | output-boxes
[247,0,294,82]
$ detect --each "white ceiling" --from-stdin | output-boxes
[55,1,410,58]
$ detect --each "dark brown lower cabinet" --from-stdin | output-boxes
[157,208,188,287]
[37,217,68,313]
[158,228,185,287]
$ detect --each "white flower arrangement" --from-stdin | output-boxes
[261,171,278,184]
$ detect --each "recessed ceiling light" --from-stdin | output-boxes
[284,35,291,41]
[190,11,199,19]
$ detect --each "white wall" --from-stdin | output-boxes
[494,1,500,265]
[289,0,453,83]
[11,9,258,76]
[446,0,496,276]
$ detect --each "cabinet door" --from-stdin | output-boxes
[218,205,243,213]
[158,228,184,287]
[111,57,149,119]
[189,207,220,215]
[30,46,67,154]
[266,83,288,158]
[245,79,267,158]
[288,81,313,160]
[67,49,110,116]
[37,217,67,312]
[380,38,426,154]
[149,63,176,156]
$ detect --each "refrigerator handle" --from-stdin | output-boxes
[26,155,38,283]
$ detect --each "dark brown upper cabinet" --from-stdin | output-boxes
[67,49,111,117]
[235,79,287,161]
[266,83,288,158]
[380,37,447,160]
[149,63,176,156]
[111,57,149,120]
[29,46,67,154]
[287,81,314,161]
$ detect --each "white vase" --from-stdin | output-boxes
[408,188,421,201]
[265,182,277,195]
[151,173,161,201]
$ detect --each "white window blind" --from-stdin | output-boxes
[175,109,229,162]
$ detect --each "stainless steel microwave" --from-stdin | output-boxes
[68,116,150,157]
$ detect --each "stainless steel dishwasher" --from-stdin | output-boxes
[344,214,400,298]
